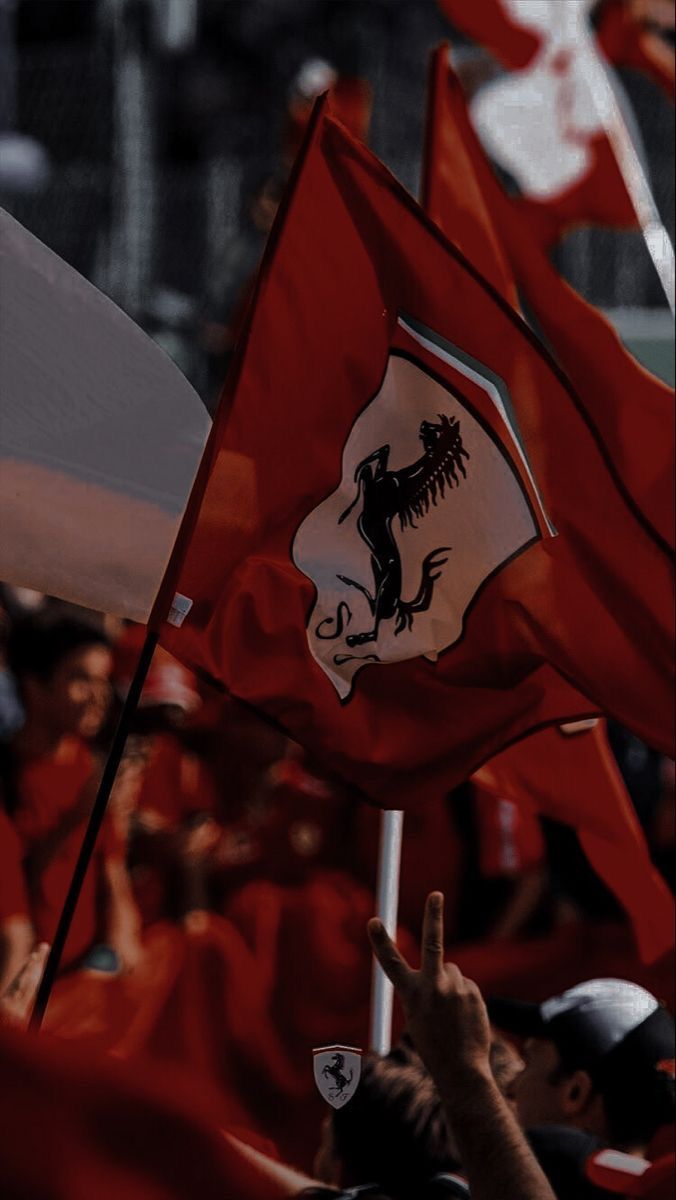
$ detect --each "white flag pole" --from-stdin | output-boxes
[582,29,675,315]
[369,808,405,1055]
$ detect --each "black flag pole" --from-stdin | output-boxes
[29,628,159,1031]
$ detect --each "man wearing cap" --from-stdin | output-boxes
[490,979,675,1148]
[369,893,675,1200]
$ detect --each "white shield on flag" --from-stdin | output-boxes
[313,1045,362,1109]
[293,315,545,700]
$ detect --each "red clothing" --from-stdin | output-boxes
[137,732,217,827]
[473,787,545,879]
[0,807,29,922]
[13,737,122,966]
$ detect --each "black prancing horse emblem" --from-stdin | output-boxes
[335,414,470,647]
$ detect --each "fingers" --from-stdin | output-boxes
[367,918,413,995]
[421,891,445,979]
[0,943,50,1029]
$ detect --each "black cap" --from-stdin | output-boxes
[488,979,675,1127]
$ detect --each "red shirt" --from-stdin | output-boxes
[137,732,217,827]
[13,737,122,966]
[473,786,545,878]
[0,807,29,923]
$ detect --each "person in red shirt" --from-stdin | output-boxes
[2,614,142,972]
[0,805,33,993]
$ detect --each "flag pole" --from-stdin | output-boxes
[369,808,404,1054]
[29,629,158,1031]
[583,30,675,315]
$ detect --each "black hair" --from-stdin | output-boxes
[7,613,110,686]
[329,1053,460,1199]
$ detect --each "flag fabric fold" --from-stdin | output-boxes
[597,0,675,104]
[472,721,675,964]
[0,209,211,622]
[161,101,673,815]
[424,49,674,961]
[438,0,643,246]
[423,45,675,557]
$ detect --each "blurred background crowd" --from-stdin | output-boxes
[0,0,673,413]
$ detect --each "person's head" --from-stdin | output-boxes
[8,615,112,740]
[313,1051,460,1198]
[489,979,676,1152]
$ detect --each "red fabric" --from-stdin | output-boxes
[424,51,674,557]
[587,1150,676,1198]
[0,1023,298,1200]
[161,104,673,812]
[449,920,674,1012]
[436,8,640,244]
[473,789,545,878]
[138,733,217,826]
[44,878,397,1173]
[512,134,637,249]
[473,722,675,963]
[423,45,518,302]
[0,806,29,921]
[437,0,542,69]
[286,75,373,158]
[597,0,675,102]
[13,737,122,965]
[114,624,200,713]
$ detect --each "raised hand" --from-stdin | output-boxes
[368,892,557,1200]
[0,943,50,1030]
[368,890,492,1080]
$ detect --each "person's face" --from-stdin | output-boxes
[510,1037,572,1129]
[34,645,113,739]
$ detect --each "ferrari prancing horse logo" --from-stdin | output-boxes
[293,317,544,701]
[313,1045,362,1108]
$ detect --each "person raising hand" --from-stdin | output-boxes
[368,892,557,1200]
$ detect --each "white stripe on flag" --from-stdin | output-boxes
[0,209,210,621]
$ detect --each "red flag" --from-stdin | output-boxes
[438,1,640,246]
[472,721,675,964]
[597,0,675,103]
[437,0,542,69]
[423,46,517,304]
[0,1023,307,1200]
[424,44,674,965]
[423,45,675,556]
[160,102,673,812]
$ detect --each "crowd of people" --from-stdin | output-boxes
[0,586,673,1198]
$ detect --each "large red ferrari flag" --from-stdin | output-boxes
[160,104,672,811]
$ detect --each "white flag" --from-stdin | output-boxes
[0,209,210,621]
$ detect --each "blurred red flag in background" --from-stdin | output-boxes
[472,721,675,964]
[0,1022,306,1200]
[597,0,675,103]
[437,0,646,247]
[423,43,675,556]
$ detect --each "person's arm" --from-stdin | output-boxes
[0,942,49,1029]
[223,1133,322,1197]
[103,857,143,972]
[368,892,557,1200]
